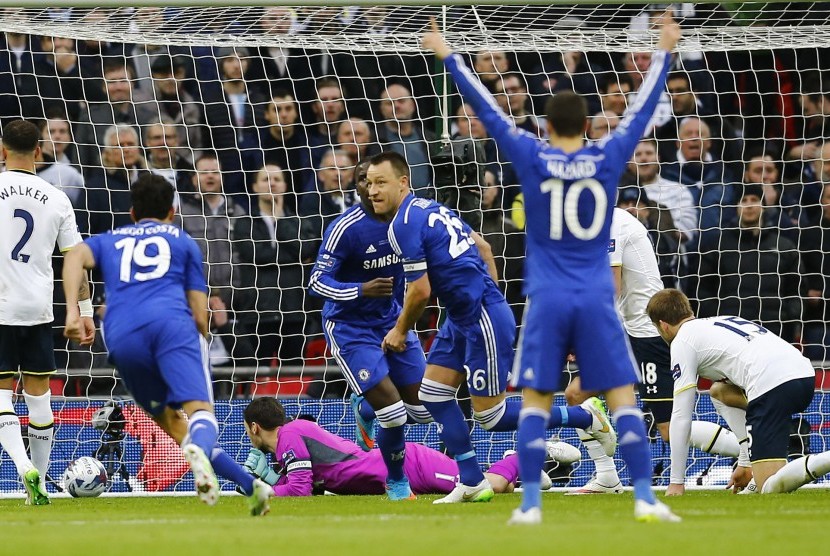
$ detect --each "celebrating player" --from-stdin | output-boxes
[0,119,95,506]
[308,159,431,500]
[62,174,272,515]
[564,207,740,493]
[647,288,830,494]
[242,397,577,496]
[421,13,681,523]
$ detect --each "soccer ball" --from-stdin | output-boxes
[63,457,108,498]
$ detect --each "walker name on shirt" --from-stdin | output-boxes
[546,159,598,180]
[0,184,48,204]
[113,224,181,237]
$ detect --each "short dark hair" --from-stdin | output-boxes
[600,73,635,94]
[667,71,692,87]
[369,151,410,180]
[243,397,287,431]
[3,120,41,153]
[195,151,221,169]
[131,173,175,220]
[646,288,694,326]
[354,158,370,184]
[545,91,588,138]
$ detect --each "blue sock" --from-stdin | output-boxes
[546,405,592,430]
[358,399,376,422]
[614,407,656,504]
[210,447,255,496]
[474,397,522,431]
[377,426,406,482]
[187,410,219,455]
[423,399,484,486]
[517,408,549,512]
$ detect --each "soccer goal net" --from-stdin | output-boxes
[0,1,828,495]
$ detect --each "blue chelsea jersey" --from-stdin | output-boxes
[85,220,207,338]
[389,195,502,327]
[444,50,671,295]
[308,205,404,328]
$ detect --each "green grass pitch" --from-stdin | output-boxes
[2,490,829,555]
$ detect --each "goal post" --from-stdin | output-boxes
[0,1,828,495]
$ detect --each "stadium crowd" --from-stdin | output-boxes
[1,4,829,399]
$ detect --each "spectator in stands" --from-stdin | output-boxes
[232,164,318,367]
[208,294,257,372]
[300,149,356,235]
[627,138,697,244]
[144,121,195,196]
[78,124,146,235]
[785,141,830,226]
[587,110,620,142]
[696,184,802,342]
[176,153,246,306]
[527,50,602,115]
[493,73,543,136]
[662,116,738,246]
[376,82,436,196]
[308,77,347,166]
[742,150,798,239]
[789,74,829,166]
[0,33,41,125]
[598,73,634,117]
[202,47,268,194]
[454,102,516,190]
[336,117,380,167]
[74,57,157,168]
[622,50,672,134]
[39,108,78,167]
[473,50,510,89]
[655,71,740,165]
[35,126,85,207]
[34,35,88,122]
[246,6,306,96]
[800,182,830,362]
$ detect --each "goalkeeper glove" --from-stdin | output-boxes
[243,448,281,486]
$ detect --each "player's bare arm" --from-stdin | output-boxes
[62,243,96,344]
[187,290,210,338]
[656,11,682,52]
[383,273,430,353]
[76,270,96,346]
[471,232,499,282]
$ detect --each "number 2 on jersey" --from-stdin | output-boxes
[540,178,607,240]
[11,208,34,263]
[114,236,171,282]
[428,206,473,259]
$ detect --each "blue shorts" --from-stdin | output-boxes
[514,290,637,393]
[427,299,516,397]
[105,317,212,416]
[324,320,425,395]
[0,323,56,376]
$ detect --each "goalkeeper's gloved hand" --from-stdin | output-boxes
[243,448,281,486]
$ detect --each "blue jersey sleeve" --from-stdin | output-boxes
[84,233,103,266]
[389,211,427,283]
[443,53,542,168]
[308,222,361,301]
[600,49,672,164]
[184,235,209,293]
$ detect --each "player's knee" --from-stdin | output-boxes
[473,400,507,431]
[404,402,433,424]
[418,378,456,404]
[708,381,726,401]
[564,379,585,406]
[375,400,408,429]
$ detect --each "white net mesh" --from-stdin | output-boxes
[0,2,828,495]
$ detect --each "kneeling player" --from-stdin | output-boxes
[647,288,830,494]
[242,397,578,496]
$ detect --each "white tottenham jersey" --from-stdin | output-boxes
[671,317,815,402]
[0,169,81,325]
[609,208,664,337]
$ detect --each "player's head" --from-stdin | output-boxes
[2,119,41,162]
[544,91,588,141]
[353,159,375,215]
[243,397,287,452]
[130,173,175,222]
[366,150,410,217]
[646,288,695,343]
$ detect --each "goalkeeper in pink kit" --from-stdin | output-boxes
[242,397,567,496]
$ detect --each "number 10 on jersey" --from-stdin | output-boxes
[540,178,607,241]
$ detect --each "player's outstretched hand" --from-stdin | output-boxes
[665,483,685,496]
[421,17,453,60]
[362,277,394,298]
[244,448,281,486]
[656,10,682,52]
[727,465,753,494]
[382,327,407,353]
[78,316,96,346]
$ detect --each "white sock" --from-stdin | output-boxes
[577,428,619,485]
[762,451,830,493]
[710,398,748,442]
[689,421,740,457]
[0,389,34,476]
[24,390,54,479]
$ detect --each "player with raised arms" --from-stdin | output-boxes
[647,288,830,495]
[307,159,431,500]
[421,13,682,523]
[241,397,576,496]
[367,151,612,505]
[0,119,95,505]
[62,173,272,515]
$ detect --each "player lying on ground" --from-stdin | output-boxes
[564,207,740,494]
[307,159,431,500]
[63,174,271,515]
[647,288,830,494]
[367,151,614,505]
[241,397,582,496]
[421,13,681,524]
